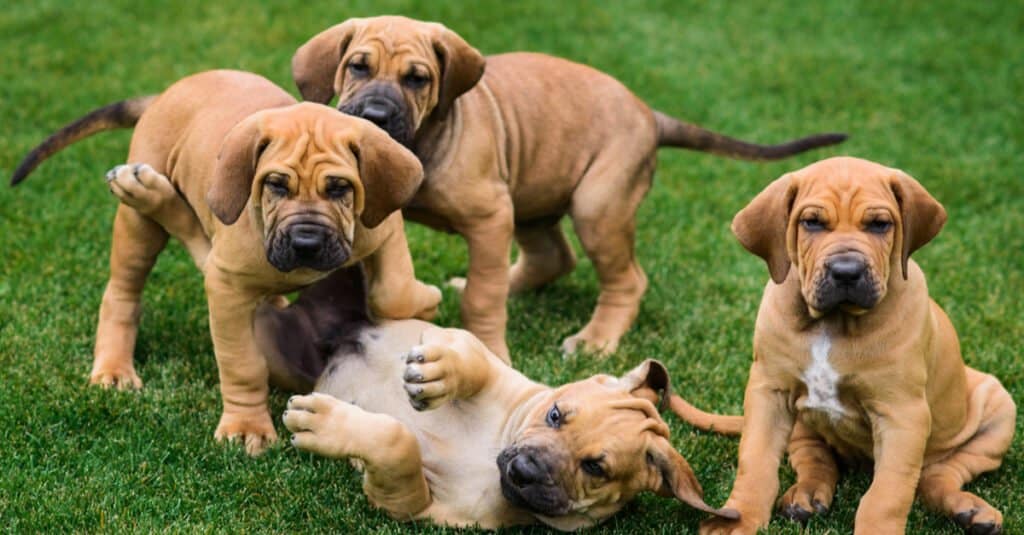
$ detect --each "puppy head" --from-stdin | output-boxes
[497,359,738,530]
[732,156,946,317]
[291,15,485,147]
[207,102,423,272]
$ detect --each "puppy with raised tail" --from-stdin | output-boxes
[11,70,442,455]
[673,157,1015,534]
[290,15,849,359]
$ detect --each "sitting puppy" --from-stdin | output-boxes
[682,157,1016,534]
[290,15,848,359]
[256,266,739,530]
[11,70,442,455]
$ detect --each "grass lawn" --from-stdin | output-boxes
[1,1,1021,532]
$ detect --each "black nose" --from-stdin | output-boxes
[827,254,867,285]
[288,224,326,254]
[360,101,394,127]
[507,453,546,487]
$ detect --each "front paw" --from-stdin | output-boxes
[412,283,443,320]
[214,409,277,456]
[89,363,143,390]
[402,344,459,411]
[699,516,761,535]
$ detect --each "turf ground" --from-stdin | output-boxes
[1,1,1021,533]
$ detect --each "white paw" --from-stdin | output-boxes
[445,277,467,294]
[105,163,178,215]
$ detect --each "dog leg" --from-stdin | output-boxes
[455,205,514,362]
[285,393,432,518]
[853,402,930,534]
[402,327,505,410]
[90,202,169,389]
[204,267,276,455]
[917,372,1015,534]
[363,213,442,321]
[562,156,653,356]
[509,221,576,293]
[106,164,210,270]
[701,364,795,535]
[778,420,838,523]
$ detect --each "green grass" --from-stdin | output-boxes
[1,1,1021,533]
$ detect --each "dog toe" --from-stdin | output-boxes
[780,503,813,523]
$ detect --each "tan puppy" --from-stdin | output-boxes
[249,266,739,530]
[11,70,442,455]
[679,157,1016,534]
[290,15,848,360]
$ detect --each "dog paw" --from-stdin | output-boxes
[402,344,459,411]
[560,330,618,358]
[445,277,466,294]
[412,283,443,320]
[214,409,278,456]
[89,365,143,390]
[283,393,350,458]
[106,163,193,233]
[778,481,832,523]
[950,493,1003,535]
[699,516,760,535]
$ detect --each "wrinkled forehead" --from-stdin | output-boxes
[793,159,899,213]
[349,19,437,60]
[259,106,360,171]
[551,380,668,438]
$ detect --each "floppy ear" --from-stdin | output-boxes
[731,173,799,284]
[350,121,425,228]
[889,170,946,279]
[430,25,485,120]
[208,114,268,225]
[292,20,360,104]
[616,359,672,410]
[647,437,740,520]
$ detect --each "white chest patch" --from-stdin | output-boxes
[801,333,847,421]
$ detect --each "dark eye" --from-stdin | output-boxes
[545,404,562,429]
[800,217,825,231]
[402,71,430,89]
[325,179,353,199]
[866,220,892,234]
[264,175,289,197]
[581,458,606,478]
[347,61,370,77]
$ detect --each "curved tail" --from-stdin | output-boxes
[654,111,847,160]
[667,393,743,436]
[10,95,157,186]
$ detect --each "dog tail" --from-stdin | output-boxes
[653,111,847,160]
[10,95,157,186]
[667,393,743,436]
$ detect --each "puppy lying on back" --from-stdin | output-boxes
[11,70,442,455]
[667,157,1016,534]
[244,265,739,530]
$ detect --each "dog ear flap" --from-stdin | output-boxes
[351,121,425,228]
[647,438,741,520]
[430,25,485,120]
[889,170,946,279]
[292,20,360,104]
[208,114,268,225]
[616,359,672,409]
[731,173,799,284]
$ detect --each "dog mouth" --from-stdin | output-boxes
[496,447,571,517]
[338,85,416,148]
[809,253,881,314]
[265,221,350,272]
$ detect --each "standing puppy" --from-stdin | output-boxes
[11,70,442,455]
[692,157,1015,534]
[291,15,848,360]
